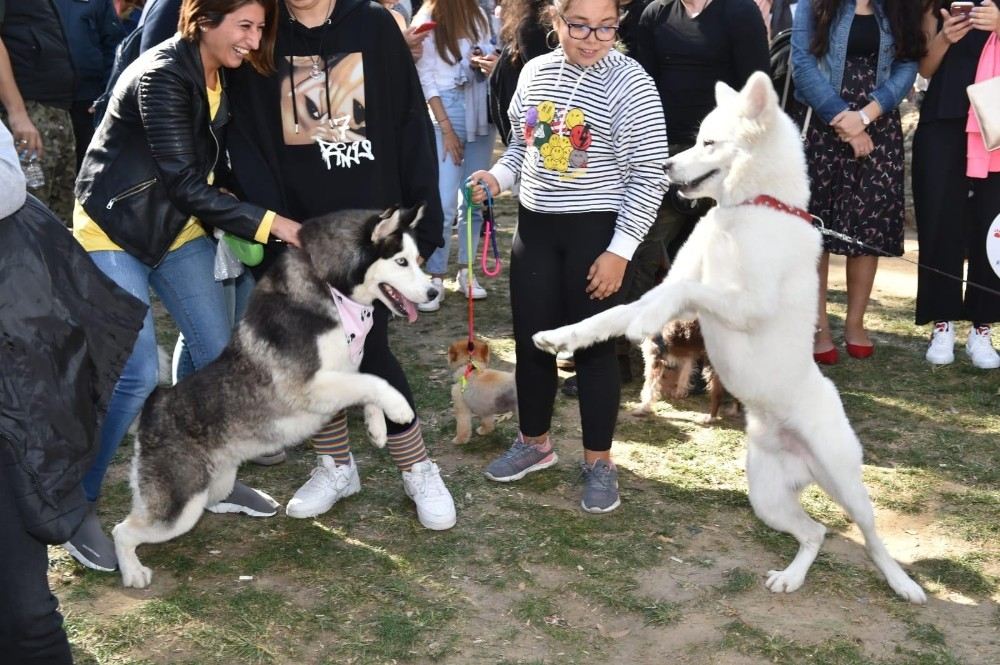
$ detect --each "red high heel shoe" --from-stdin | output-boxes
[813,347,839,365]
[846,342,874,359]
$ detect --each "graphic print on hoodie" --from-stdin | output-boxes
[279,52,373,169]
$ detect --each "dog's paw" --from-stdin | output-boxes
[451,433,470,445]
[364,404,387,448]
[765,568,806,594]
[120,561,153,589]
[533,328,576,355]
[630,403,653,417]
[886,570,927,604]
[382,394,415,427]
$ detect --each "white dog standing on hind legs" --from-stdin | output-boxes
[533,72,926,604]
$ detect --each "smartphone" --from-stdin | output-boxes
[950,1,974,17]
[413,20,437,34]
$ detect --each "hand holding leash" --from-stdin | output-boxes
[468,170,499,204]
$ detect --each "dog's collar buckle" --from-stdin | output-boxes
[741,195,813,224]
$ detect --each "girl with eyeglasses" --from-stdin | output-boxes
[469,0,668,513]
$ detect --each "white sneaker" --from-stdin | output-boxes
[417,277,444,312]
[925,321,955,365]
[966,325,1000,369]
[285,454,361,518]
[456,268,487,300]
[401,460,456,530]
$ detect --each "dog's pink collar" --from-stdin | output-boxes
[740,195,813,224]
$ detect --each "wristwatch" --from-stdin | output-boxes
[858,109,872,126]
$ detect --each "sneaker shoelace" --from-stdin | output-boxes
[974,324,992,338]
[410,464,446,497]
[933,322,950,336]
[579,462,613,490]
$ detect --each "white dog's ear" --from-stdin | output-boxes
[371,208,403,243]
[715,81,739,106]
[740,71,777,121]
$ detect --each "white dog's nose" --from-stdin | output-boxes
[426,285,439,301]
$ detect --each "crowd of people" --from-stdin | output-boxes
[2,0,999,660]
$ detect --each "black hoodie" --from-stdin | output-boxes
[226,0,444,259]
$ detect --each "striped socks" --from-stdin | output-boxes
[310,411,351,465]
[386,420,429,471]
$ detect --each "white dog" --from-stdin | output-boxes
[533,72,925,604]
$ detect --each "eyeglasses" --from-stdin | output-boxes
[559,15,619,42]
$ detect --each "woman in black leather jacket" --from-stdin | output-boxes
[65,0,301,574]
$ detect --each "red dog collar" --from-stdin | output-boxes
[741,195,813,224]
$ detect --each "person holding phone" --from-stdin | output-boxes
[413,0,498,311]
[791,0,924,365]
[912,0,1000,368]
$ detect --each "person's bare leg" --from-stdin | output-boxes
[844,255,878,347]
[814,252,835,354]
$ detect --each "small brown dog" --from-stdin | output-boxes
[448,338,517,444]
[633,319,738,421]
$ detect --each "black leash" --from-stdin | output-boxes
[811,216,1000,299]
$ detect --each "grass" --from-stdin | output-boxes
[56,183,1000,664]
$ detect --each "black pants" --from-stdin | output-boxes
[360,302,416,435]
[510,206,627,452]
[912,119,1000,325]
[69,100,96,173]
[0,471,73,664]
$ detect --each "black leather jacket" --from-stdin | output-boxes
[75,36,268,266]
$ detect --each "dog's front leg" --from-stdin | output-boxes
[664,281,776,333]
[309,372,415,427]
[364,405,387,448]
[533,304,638,355]
[623,284,690,342]
[451,384,473,444]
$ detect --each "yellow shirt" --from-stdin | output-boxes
[73,83,274,253]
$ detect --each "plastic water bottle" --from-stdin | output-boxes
[21,154,45,190]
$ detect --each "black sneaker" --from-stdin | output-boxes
[64,502,117,571]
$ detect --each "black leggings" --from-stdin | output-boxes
[510,206,627,452]
[0,469,73,664]
[360,303,416,435]
[912,119,1000,325]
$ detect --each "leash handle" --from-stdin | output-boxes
[480,188,502,277]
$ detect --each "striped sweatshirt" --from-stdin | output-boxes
[489,47,669,259]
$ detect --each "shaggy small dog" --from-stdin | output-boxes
[448,338,517,444]
[634,320,737,421]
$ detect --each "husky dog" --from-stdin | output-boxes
[113,205,437,589]
[533,73,925,603]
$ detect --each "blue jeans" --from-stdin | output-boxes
[83,238,231,501]
[425,87,497,276]
[172,268,255,382]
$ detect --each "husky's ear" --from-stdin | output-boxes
[371,207,403,243]
[740,71,777,121]
[371,203,425,243]
[715,81,739,106]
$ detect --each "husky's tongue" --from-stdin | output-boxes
[403,297,418,323]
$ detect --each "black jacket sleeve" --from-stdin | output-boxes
[385,13,444,259]
[727,0,771,88]
[633,2,662,81]
[137,65,269,240]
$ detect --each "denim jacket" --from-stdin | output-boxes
[791,0,918,123]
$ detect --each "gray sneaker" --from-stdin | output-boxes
[63,502,117,572]
[484,439,558,482]
[580,460,621,513]
[206,480,280,517]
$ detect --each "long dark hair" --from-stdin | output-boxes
[499,0,548,63]
[809,0,926,61]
